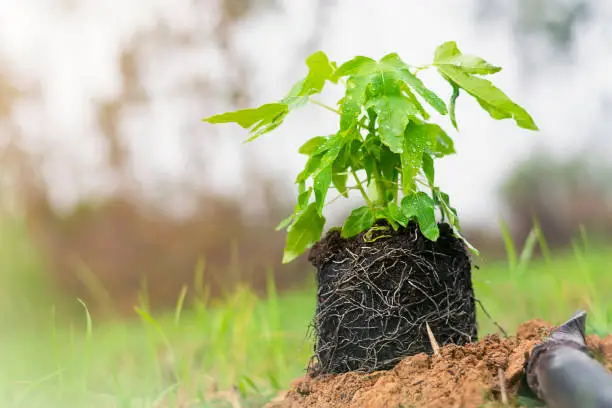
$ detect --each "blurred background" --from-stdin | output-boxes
[0,0,611,406]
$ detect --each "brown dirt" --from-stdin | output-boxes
[267,319,612,408]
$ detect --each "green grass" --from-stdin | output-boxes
[0,219,611,407]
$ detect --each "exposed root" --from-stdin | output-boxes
[476,298,509,338]
[308,221,477,374]
[426,322,441,356]
[498,367,508,404]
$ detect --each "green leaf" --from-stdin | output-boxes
[438,65,538,130]
[339,76,368,131]
[379,147,400,187]
[296,154,322,182]
[363,154,376,186]
[434,41,502,75]
[203,103,289,141]
[299,136,327,155]
[314,134,345,177]
[364,132,382,160]
[331,140,357,198]
[401,84,430,120]
[334,56,377,78]
[387,202,409,227]
[433,126,455,157]
[374,208,399,230]
[281,52,335,108]
[341,206,376,238]
[297,187,312,210]
[400,122,437,193]
[302,51,335,94]
[401,192,439,241]
[281,79,309,109]
[275,214,294,231]
[433,41,537,130]
[296,134,344,183]
[377,53,447,115]
[337,55,403,132]
[449,84,460,130]
[332,172,348,198]
[346,139,364,169]
[402,72,447,115]
[476,98,512,120]
[314,166,332,214]
[366,95,417,153]
[434,188,459,227]
[422,153,435,186]
[282,203,325,264]
[398,75,447,116]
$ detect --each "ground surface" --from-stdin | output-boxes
[1,219,612,407]
[267,320,612,408]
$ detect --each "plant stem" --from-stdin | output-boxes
[351,170,373,207]
[308,98,341,115]
[371,161,388,206]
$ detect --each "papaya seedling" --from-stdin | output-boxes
[204,41,537,374]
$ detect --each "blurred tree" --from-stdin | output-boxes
[474,0,594,72]
[0,0,342,317]
[500,151,612,248]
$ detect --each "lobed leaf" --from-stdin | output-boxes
[302,51,336,94]
[433,43,538,131]
[379,53,447,115]
[205,43,539,261]
[282,51,336,108]
[439,66,538,130]
[282,203,325,264]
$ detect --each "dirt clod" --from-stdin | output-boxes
[267,319,612,408]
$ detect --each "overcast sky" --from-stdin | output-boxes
[0,0,610,228]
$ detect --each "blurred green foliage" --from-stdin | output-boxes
[500,151,612,248]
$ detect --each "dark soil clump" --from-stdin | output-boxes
[307,220,477,374]
[266,320,612,408]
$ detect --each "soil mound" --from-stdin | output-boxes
[268,319,612,408]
